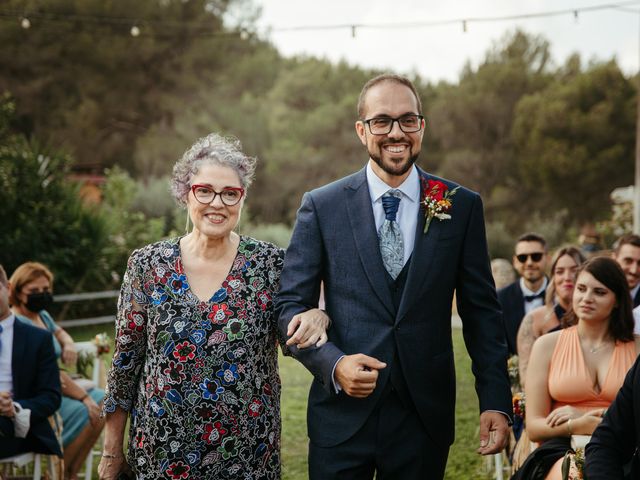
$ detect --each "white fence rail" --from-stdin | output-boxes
[54,290,119,328]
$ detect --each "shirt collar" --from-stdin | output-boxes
[366,162,420,204]
[520,276,548,296]
[0,312,15,329]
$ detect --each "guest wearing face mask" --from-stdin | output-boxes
[10,261,105,480]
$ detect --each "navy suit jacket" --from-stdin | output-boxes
[276,167,512,448]
[585,355,640,479]
[497,281,525,356]
[0,317,62,457]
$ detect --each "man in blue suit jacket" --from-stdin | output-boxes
[0,264,62,458]
[276,74,512,479]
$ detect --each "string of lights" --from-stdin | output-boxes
[0,0,639,37]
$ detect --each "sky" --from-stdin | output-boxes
[252,0,640,83]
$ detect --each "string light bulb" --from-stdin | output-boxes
[130,25,140,37]
[20,17,30,29]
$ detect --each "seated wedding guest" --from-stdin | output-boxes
[516,246,586,386]
[512,257,640,480]
[99,133,330,480]
[0,264,62,459]
[585,355,640,479]
[10,261,104,480]
[499,233,550,356]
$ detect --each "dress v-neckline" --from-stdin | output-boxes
[576,331,615,396]
[177,235,243,305]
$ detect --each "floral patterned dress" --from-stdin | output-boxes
[104,236,287,480]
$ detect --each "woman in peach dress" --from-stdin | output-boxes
[512,257,640,479]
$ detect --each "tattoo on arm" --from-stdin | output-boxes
[517,313,535,385]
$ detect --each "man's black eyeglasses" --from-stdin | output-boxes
[516,252,544,263]
[362,114,424,135]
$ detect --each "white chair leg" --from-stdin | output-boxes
[493,452,503,480]
[84,450,93,480]
[32,453,42,480]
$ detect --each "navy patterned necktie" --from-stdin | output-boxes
[379,190,404,279]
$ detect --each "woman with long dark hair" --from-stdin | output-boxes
[513,257,640,479]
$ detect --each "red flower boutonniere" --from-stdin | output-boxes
[421,178,459,234]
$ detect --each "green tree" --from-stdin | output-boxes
[512,59,635,226]
[0,0,250,171]
[428,30,553,221]
[0,95,106,292]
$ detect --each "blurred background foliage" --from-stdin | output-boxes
[0,0,636,290]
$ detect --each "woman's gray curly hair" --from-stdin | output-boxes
[170,133,257,206]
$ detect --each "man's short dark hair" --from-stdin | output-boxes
[357,74,423,119]
[0,265,6,286]
[614,233,640,254]
[516,232,547,251]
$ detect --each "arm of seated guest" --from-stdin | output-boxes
[60,370,101,427]
[525,333,583,442]
[54,325,78,367]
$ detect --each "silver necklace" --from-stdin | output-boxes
[587,342,609,354]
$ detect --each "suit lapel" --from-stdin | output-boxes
[11,319,27,397]
[397,168,443,322]
[346,169,395,317]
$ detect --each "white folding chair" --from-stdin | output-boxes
[0,452,42,479]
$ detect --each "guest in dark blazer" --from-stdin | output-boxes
[276,74,512,480]
[0,264,62,459]
[585,354,640,479]
[498,232,549,355]
[612,233,640,308]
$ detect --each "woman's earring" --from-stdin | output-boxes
[185,213,191,234]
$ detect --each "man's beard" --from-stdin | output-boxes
[369,147,419,177]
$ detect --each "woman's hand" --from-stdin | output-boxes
[61,342,78,367]
[98,453,130,480]
[83,395,102,427]
[286,308,331,349]
[571,410,604,435]
[545,405,582,428]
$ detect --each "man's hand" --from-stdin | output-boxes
[286,308,330,349]
[477,411,510,455]
[334,354,386,398]
[0,392,15,418]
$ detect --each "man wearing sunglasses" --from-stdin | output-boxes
[498,232,549,356]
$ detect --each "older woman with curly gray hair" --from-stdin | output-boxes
[99,133,330,480]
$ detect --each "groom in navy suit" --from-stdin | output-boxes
[276,74,512,479]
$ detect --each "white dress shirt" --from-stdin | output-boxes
[0,313,31,438]
[366,162,420,265]
[0,313,15,393]
[633,305,640,335]
[520,277,548,315]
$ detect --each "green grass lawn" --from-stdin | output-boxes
[68,325,496,479]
